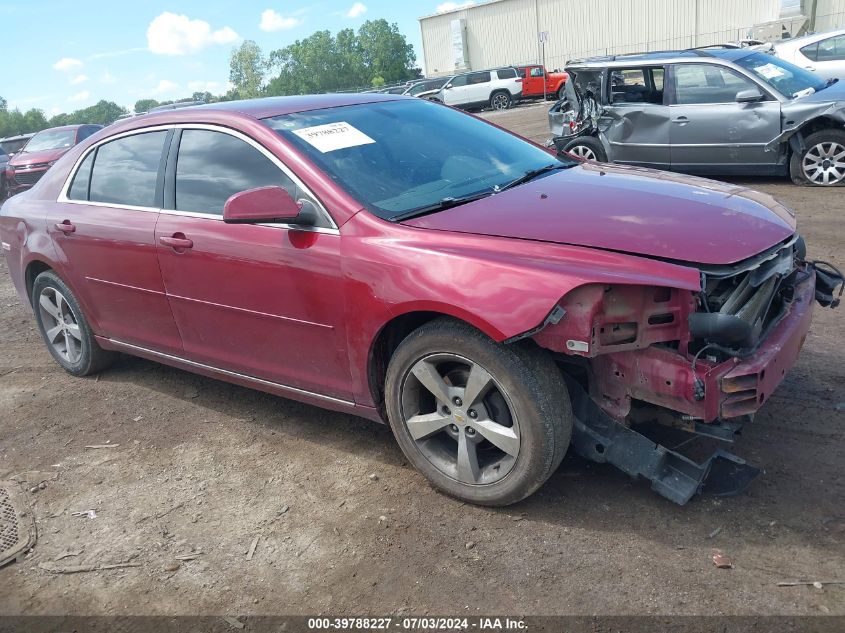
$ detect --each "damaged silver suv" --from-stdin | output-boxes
[549,48,845,186]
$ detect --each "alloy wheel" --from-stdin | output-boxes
[802,141,845,185]
[568,145,597,160]
[491,94,509,110]
[38,287,83,364]
[399,353,520,486]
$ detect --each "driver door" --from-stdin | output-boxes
[668,63,781,172]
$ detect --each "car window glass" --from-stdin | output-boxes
[674,64,756,104]
[77,126,100,142]
[800,42,819,62]
[496,68,517,79]
[450,75,468,87]
[816,35,845,61]
[175,129,306,215]
[469,72,490,85]
[89,131,166,207]
[529,67,544,77]
[68,151,95,201]
[609,67,664,104]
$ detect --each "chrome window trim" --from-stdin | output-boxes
[57,122,339,231]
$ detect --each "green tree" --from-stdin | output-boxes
[0,96,7,112]
[134,99,159,114]
[357,19,417,85]
[229,40,266,99]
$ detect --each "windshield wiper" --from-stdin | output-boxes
[497,163,571,192]
[390,191,492,222]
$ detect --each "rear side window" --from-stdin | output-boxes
[88,131,167,207]
[174,129,304,215]
[816,34,845,61]
[609,67,665,104]
[468,71,491,84]
[497,68,517,79]
[68,151,95,200]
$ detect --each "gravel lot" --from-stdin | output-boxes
[0,101,843,617]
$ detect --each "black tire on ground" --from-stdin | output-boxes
[384,318,572,506]
[489,91,512,111]
[789,129,845,186]
[32,270,116,376]
[562,136,607,162]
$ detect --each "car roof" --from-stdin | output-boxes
[777,27,845,47]
[567,47,754,68]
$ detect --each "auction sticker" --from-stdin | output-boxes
[293,122,375,153]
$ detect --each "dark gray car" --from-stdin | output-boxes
[549,48,845,186]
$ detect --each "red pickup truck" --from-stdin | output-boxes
[515,65,569,100]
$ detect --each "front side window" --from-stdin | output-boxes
[529,67,544,78]
[88,131,167,207]
[450,75,468,88]
[673,64,757,104]
[22,129,76,153]
[609,67,665,104]
[265,99,567,220]
[174,129,305,215]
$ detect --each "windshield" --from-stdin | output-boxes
[265,100,562,220]
[23,129,76,153]
[734,52,828,98]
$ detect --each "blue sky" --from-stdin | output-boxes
[2,0,459,115]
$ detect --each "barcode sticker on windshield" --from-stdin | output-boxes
[292,122,375,153]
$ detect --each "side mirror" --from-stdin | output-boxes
[223,186,317,226]
[443,84,452,90]
[736,89,764,103]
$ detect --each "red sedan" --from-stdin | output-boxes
[0,94,838,505]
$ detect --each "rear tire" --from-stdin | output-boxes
[32,271,116,376]
[789,129,845,186]
[562,136,607,162]
[385,318,572,506]
[489,91,512,111]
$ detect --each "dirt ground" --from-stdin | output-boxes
[0,102,843,618]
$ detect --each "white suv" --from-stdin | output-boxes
[433,68,522,111]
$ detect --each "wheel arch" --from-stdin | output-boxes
[366,307,506,418]
[24,259,54,304]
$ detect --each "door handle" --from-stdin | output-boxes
[55,220,76,234]
[159,235,193,250]
[673,116,690,125]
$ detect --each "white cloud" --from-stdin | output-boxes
[70,74,89,85]
[154,79,179,94]
[53,57,83,72]
[435,0,474,12]
[100,72,117,84]
[346,2,367,18]
[259,9,303,31]
[187,80,225,93]
[68,90,90,103]
[147,12,240,55]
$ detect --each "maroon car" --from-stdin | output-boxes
[5,124,102,196]
[0,95,840,506]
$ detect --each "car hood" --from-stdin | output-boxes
[402,162,796,266]
[792,78,845,104]
[9,147,69,166]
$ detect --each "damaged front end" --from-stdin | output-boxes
[531,236,843,504]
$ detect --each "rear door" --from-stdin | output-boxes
[603,66,670,168]
[668,63,781,172]
[154,126,352,399]
[48,129,183,353]
[466,71,493,106]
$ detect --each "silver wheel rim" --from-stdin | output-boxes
[38,287,83,364]
[400,353,520,486]
[569,145,597,160]
[802,141,845,185]
[492,94,509,110]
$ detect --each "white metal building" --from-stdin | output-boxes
[418,0,784,76]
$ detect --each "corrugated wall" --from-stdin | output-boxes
[813,0,845,30]
[420,0,782,76]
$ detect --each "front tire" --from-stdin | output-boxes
[385,318,572,506]
[489,91,512,111]
[562,136,607,162]
[32,271,116,376]
[790,129,845,186]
